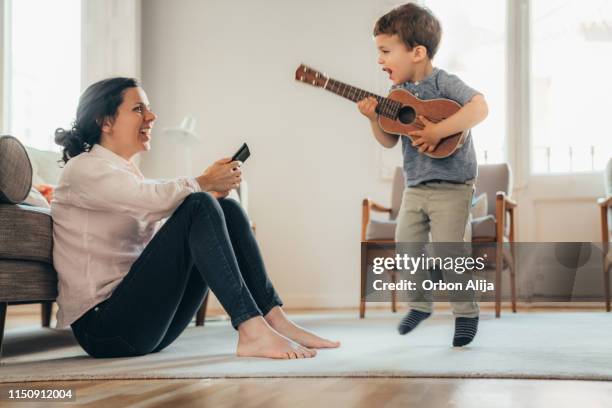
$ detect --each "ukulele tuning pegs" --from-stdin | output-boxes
[300,75,305,81]
[315,72,320,78]
[312,80,317,85]
[304,67,309,73]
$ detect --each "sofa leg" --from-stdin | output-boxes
[196,293,209,327]
[0,302,7,363]
[41,302,53,327]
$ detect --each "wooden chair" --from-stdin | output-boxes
[470,163,518,318]
[360,167,404,318]
[360,164,518,319]
[598,158,611,312]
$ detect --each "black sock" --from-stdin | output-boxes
[397,309,431,335]
[453,316,479,347]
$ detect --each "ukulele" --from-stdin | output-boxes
[295,64,468,158]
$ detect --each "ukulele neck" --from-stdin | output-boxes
[324,78,399,119]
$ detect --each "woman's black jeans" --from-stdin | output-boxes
[71,192,283,358]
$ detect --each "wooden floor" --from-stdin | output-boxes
[2,378,612,408]
[2,304,611,408]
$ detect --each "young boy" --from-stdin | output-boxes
[358,3,488,347]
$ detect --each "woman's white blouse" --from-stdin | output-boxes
[51,144,201,328]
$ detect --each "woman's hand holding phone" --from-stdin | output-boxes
[196,158,242,194]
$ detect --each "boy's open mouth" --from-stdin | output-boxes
[382,67,393,78]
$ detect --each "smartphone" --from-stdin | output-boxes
[231,143,250,163]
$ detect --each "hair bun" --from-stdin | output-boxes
[54,127,77,147]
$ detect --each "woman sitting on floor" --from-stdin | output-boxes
[51,77,340,359]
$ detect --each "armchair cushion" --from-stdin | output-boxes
[475,163,511,218]
[365,219,396,241]
[471,215,496,239]
[0,259,57,302]
[25,146,63,186]
[471,193,488,219]
[0,204,53,264]
[0,135,33,204]
[366,215,496,241]
[24,187,51,208]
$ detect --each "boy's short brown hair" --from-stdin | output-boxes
[373,3,442,59]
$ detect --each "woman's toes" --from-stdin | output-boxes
[323,339,341,348]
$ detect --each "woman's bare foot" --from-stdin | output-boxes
[264,307,341,349]
[236,316,317,359]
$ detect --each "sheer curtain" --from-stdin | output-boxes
[530,0,612,174]
[3,0,81,151]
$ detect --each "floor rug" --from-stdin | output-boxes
[2,312,611,382]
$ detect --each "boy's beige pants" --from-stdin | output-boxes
[395,180,479,318]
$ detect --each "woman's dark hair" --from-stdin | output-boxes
[55,77,140,164]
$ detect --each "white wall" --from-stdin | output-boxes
[140,0,399,308]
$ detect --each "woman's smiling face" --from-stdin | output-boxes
[101,86,157,160]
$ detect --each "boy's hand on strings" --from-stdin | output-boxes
[357,96,379,121]
[409,115,443,154]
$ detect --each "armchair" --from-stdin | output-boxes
[470,163,517,318]
[360,167,404,318]
[0,135,58,361]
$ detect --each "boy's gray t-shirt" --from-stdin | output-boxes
[391,67,480,187]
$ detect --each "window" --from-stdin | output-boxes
[530,0,612,173]
[3,0,81,151]
[424,0,507,164]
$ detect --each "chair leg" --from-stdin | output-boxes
[601,204,610,312]
[495,243,503,318]
[509,208,517,313]
[495,196,506,318]
[360,243,367,319]
[41,301,53,327]
[0,302,7,363]
[605,265,610,313]
[508,253,517,313]
[391,270,397,313]
[196,292,210,327]
[604,247,610,313]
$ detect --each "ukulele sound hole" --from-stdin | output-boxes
[397,106,416,124]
